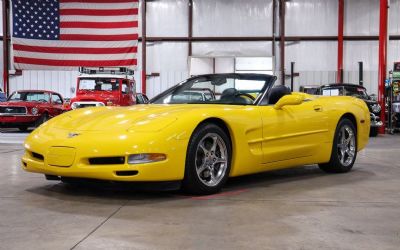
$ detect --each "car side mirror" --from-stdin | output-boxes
[274,95,305,110]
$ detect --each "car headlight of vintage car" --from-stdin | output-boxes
[371,104,381,113]
[127,153,166,164]
[31,107,39,115]
[71,102,78,110]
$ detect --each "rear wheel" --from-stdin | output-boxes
[182,123,232,195]
[319,118,357,173]
[370,127,379,137]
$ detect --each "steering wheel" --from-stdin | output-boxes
[235,92,256,101]
[38,99,48,103]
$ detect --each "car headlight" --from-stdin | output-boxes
[31,107,39,115]
[127,153,166,164]
[371,104,381,113]
[71,103,78,110]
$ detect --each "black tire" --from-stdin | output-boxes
[319,118,357,173]
[36,113,49,126]
[18,126,29,132]
[369,127,379,137]
[182,123,232,195]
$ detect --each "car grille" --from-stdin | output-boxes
[0,106,27,115]
[31,152,44,161]
[78,104,97,108]
[88,157,125,165]
[72,102,104,109]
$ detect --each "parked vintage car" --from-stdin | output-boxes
[0,90,65,131]
[0,88,6,102]
[22,74,370,195]
[67,69,136,110]
[319,83,382,137]
[135,93,149,104]
[299,85,320,95]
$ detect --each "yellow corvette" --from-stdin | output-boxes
[22,74,370,195]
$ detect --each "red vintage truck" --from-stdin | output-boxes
[66,67,142,110]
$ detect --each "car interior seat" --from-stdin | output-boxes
[220,88,253,105]
[268,85,291,105]
[220,88,237,101]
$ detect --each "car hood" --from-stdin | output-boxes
[0,101,39,107]
[49,104,198,132]
[71,91,119,103]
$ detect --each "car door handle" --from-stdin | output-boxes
[313,105,323,112]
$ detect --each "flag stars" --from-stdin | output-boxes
[12,0,61,40]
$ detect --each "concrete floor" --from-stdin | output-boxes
[0,133,400,250]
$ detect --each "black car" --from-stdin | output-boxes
[319,83,382,137]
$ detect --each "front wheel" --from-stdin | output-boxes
[36,113,49,127]
[182,123,232,195]
[319,118,357,173]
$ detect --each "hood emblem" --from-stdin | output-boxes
[68,132,80,138]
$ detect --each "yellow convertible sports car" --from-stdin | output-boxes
[22,74,370,195]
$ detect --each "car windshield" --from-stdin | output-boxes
[151,74,274,105]
[321,86,370,100]
[8,92,50,102]
[79,78,120,92]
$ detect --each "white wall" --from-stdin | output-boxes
[286,0,338,36]
[193,0,273,37]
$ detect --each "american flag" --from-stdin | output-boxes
[11,0,138,70]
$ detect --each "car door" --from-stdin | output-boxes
[121,79,134,105]
[50,94,64,116]
[259,98,329,164]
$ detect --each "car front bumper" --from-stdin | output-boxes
[0,115,40,127]
[21,128,187,182]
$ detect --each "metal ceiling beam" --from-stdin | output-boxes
[138,35,400,43]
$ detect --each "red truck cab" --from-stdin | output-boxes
[67,68,136,110]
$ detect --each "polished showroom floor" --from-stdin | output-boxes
[0,131,400,250]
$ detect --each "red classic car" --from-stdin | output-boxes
[0,90,65,131]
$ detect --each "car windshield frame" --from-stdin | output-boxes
[150,74,276,106]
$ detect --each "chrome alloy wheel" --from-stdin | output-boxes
[337,125,356,167]
[195,133,228,187]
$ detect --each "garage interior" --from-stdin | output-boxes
[1,0,400,249]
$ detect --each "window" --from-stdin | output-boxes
[79,78,120,91]
[9,92,50,102]
[51,94,63,104]
[122,80,130,94]
[151,74,273,105]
